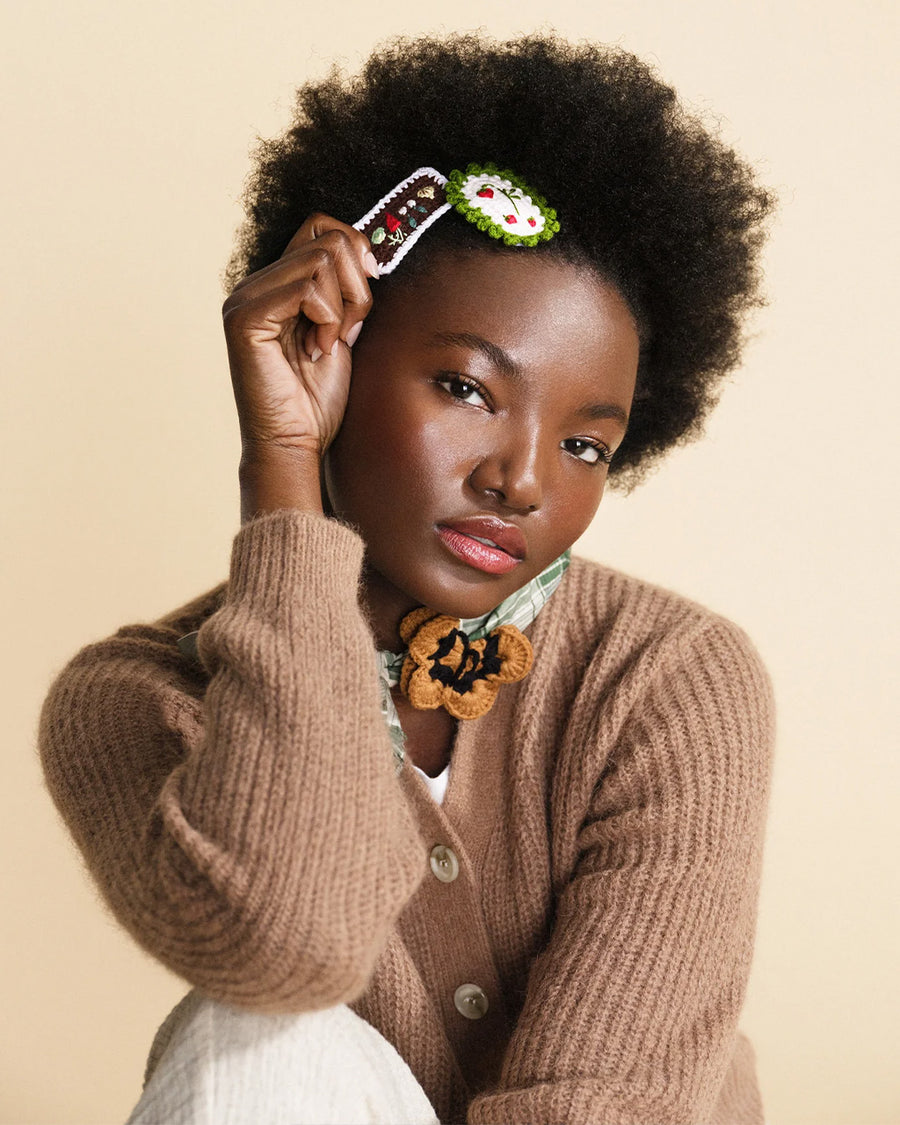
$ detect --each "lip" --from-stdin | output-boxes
[440,516,527,559]
[435,516,527,576]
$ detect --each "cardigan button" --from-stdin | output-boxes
[454,983,489,1020]
[177,631,200,660]
[429,845,459,883]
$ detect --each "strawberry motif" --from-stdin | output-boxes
[385,213,401,233]
[445,164,559,247]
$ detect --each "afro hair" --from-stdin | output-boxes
[226,33,774,488]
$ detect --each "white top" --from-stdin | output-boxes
[411,761,451,805]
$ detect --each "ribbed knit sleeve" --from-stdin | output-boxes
[38,510,426,1013]
[467,615,775,1125]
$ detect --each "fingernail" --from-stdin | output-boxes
[330,340,339,357]
[309,346,323,363]
[364,252,380,279]
[346,321,363,347]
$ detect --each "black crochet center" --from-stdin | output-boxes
[428,630,502,694]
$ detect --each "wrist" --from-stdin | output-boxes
[239,444,325,523]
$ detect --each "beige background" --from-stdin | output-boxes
[3,0,897,1122]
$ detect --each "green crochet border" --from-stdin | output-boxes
[445,162,560,247]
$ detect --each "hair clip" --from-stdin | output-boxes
[445,163,559,246]
[353,163,559,274]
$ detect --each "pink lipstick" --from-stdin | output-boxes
[436,517,526,576]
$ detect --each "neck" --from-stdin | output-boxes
[360,560,419,651]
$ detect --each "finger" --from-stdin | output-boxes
[280,231,374,356]
[227,233,374,355]
[284,213,378,279]
[304,231,374,354]
[227,214,377,298]
[223,270,345,359]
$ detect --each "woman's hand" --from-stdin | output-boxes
[221,214,378,520]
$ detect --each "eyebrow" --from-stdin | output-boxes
[429,331,524,381]
[575,402,630,426]
[430,329,630,428]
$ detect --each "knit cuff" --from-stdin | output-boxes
[226,511,366,615]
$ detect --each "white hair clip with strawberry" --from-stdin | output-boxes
[445,163,560,246]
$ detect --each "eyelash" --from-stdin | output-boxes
[435,372,490,408]
[562,438,614,466]
[435,372,613,466]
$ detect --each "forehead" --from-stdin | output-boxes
[374,250,640,399]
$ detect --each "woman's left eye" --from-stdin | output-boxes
[562,437,613,465]
[436,374,489,407]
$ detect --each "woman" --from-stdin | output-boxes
[38,33,775,1125]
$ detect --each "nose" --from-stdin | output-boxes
[467,428,544,513]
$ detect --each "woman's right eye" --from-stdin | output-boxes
[436,373,489,408]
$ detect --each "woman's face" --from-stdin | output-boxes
[323,250,640,640]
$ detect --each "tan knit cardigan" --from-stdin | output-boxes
[38,510,775,1124]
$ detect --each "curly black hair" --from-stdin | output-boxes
[226,33,774,488]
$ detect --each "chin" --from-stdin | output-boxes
[411,568,533,620]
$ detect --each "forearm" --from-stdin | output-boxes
[39,510,425,1012]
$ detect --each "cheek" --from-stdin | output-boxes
[368,409,457,494]
[326,392,472,518]
[544,472,606,548]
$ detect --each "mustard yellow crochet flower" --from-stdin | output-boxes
[398,607,534,720]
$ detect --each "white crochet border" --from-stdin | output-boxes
[352,167,452,275]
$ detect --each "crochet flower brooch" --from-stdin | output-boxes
[398,607,534,720]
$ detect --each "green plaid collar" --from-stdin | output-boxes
[376,550,570,771]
